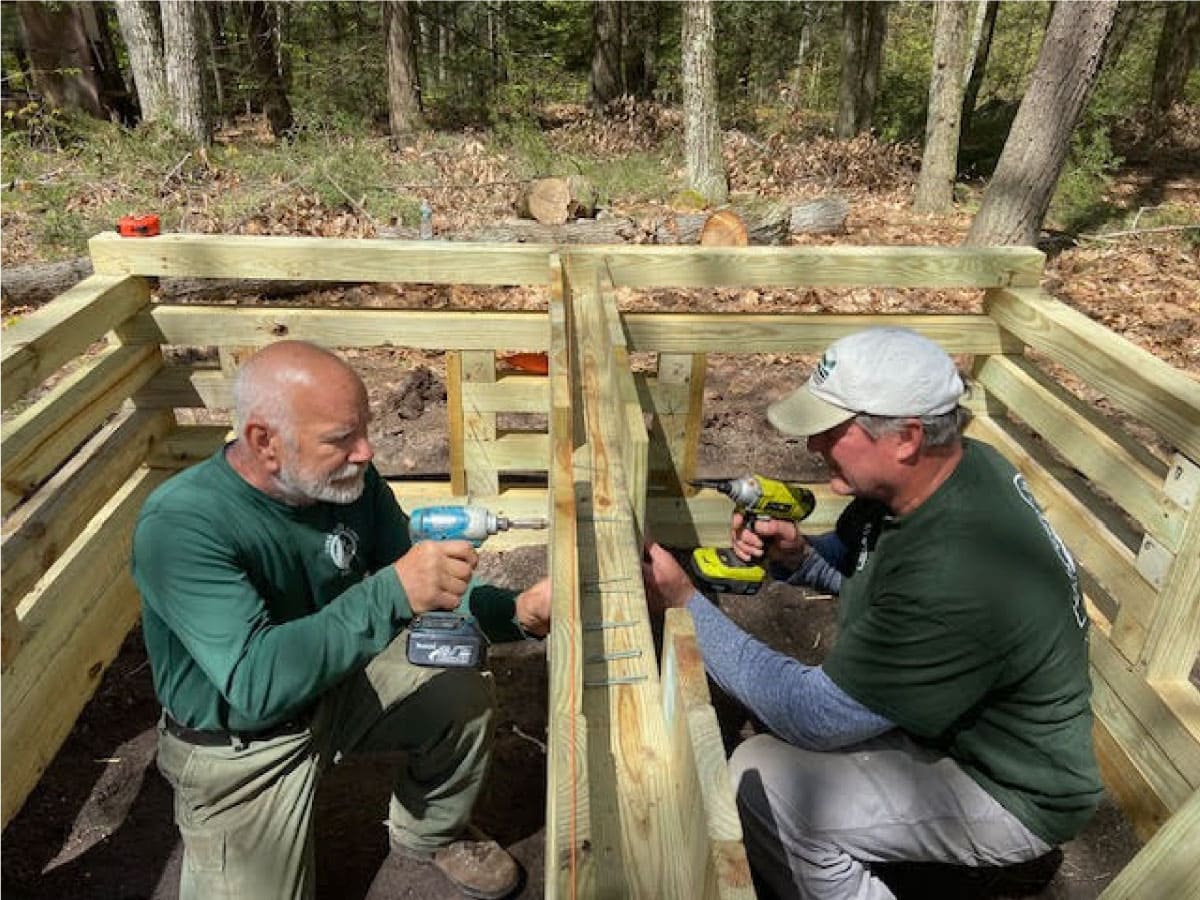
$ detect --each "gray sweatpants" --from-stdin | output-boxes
[156,630,496,900]
[729,731,1051,900]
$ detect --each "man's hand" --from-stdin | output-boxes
[393,541,478,614]
[641,542,697,612]
[731,513,811,569]
[515,577,551,637]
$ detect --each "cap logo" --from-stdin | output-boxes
[812,351,836,386]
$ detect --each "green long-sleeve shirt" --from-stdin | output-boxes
[132,445,525,733]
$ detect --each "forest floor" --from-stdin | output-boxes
[2,105,1198,899]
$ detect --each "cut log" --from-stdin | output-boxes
[789,197,851,235]
[654,198,849,244]
[1,256,94,308]
[521,175,597,225]
[699,210,750,246]
[467,216,641,245]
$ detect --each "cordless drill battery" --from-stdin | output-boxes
[407,612,487,668]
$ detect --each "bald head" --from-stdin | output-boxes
[233,341,363,437]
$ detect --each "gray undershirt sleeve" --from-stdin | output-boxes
[768,530,846,594]
[687,592,893,750]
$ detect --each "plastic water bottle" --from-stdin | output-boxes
[419,200,433,239]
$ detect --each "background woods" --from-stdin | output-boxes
[1,0,1196,258]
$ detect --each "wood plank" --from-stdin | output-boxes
[2,466,165,826]
[447,352,467,495]
[119,305,549,351]
[647,488,850,548]
[1092,713,1172,843]
[89,232,554,285]
[146,424,231,468]
[1,274,150,410]
[1140,454,1200,681]
[967,416,1159,660]
[1098,787,1200,900]
[622,313,1022,354]
[460,376,549,414]
[985,287,1200,462]
[588,245,1044,288]
[662,608,755,899]
[544,255,595,898]
[643,355,707,492]
[1,344,162,514]
[975,354,1183,551]
[462,351,499,496]
[2,408,174,613]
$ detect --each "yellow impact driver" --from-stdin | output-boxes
[688,475,816,595]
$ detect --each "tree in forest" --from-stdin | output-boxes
[836,0,888,138]
[385,1,424,140]
[966,1,1118,246]
[247,1,294,138]
[15,1,127,121]
[914,1,972,213]
[681,0,728,205]
[589,0,623,108]
[161,0,211,143]
[114,0,167,124]
[1150,2,1200,119]
[621,1,659,100]
[960,0,998,142]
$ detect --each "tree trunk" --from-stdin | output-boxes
[16,2,108,119]
[682,0,728,205]
[1150,2,1200,117]
[589,0,623,109]
[247,1,294,138]
[622,2,649,99]
[114,0,168,123]
[859,2,888,133]
[961,0,998,141]
[966,1,1118,246]
[161,0,211,144]
[385,1,424,141]
[836,1,866,138]
[915,1,972,213]
[81,3,136,123]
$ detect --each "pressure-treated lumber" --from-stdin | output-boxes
[119,305,549,351]
[596,244,1044,288]
[1098,786,1200,899]
[2,466,167,825]
[985,287,1200,462]
[1,273,151,410]
[622,312,1022,355]
[89,232,554,285]
[1,343,162,514]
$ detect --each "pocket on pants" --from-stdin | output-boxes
[179,823,226,875]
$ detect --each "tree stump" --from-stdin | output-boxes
[699,210,750,246]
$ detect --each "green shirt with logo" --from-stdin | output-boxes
[823,438,1102,845]
[132,446,523,733]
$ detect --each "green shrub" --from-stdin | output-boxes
[1048,127,1124,234]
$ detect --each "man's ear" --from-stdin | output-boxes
[243,420,282,472]
[894,419,925,463]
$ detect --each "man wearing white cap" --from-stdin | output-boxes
[643,327,1101,899]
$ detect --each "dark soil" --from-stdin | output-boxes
[1,359,1143,900]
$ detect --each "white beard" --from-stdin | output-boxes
[275,461,366,506]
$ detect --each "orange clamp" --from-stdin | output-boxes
[117,214,160,237]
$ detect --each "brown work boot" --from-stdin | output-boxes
[391,824,520,899]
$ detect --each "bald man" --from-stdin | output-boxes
[133,341,549,900]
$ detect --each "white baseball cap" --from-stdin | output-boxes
[767,327,965,436]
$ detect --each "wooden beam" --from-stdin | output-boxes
[2,466,166,826]
[586,245,1044,289]
[544,254,595,897]
[622,312,1022,354]
[975,354,1184,551]
[119,305,549,351]
[661,609,756,899]
[985,287,1200,462]
[1,343,162,515]
[1140,455,1200,681]
[1098,787,1200,899]
[89,232,554,285]
[1,275,151,410]
[2,408,174,616]
[1092,714,1172,843]
[643,355,707,493]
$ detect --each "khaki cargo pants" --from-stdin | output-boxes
[156,631,496,900]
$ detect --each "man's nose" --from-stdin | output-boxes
[349,435,373,464]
